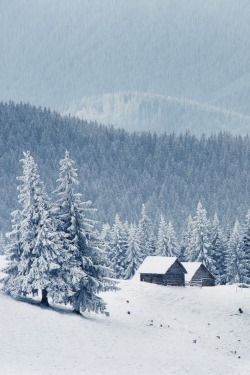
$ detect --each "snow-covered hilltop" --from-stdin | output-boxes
[1,1,250,133]
[0,254,249,375]
[64,92,250,135]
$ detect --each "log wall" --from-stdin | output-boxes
[190,265,215,286]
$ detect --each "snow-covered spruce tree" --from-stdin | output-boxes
[188,202,215,273]
[99,223,113,270]
[3,151,71,305]
[124,224,144,279]
[109,214,128,279]
[165,221,179,257]
[0,231,6,254]
[2,210,22,294]
[157,216,179,257]
[237,211,250,283]
[210,213,227,284]
[179,214,194,261]
[227,220,242,283]
[53,150,113,314]
[156,215,167,255]
[138,204,156,257]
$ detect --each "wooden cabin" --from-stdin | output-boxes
[181,262,216,286]
[138,256,187,286]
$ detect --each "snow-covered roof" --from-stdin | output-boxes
[137,256,179,275]
[181,262,202,282]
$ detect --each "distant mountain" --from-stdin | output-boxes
[64,92,250,135]
[1,0,250,133]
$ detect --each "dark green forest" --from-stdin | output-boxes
[1,101,250,234]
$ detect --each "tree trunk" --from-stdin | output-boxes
[41,289,49,306]
[73,309,81,315]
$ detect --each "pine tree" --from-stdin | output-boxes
[138,204,156,257]
[210,213,227,284]
[165,221,179,257]
[109,215,128,278]
[180,214,194,261]
[3,152,70,304]
[157,217,179,257]
[0,232,5,254]
[53,150,113,314]
[99,223,112,270]
[124,224,143,279]
[237,211,250,283]
[227,220,242,283]
[156,215,168,255]
[188,202,214,272]
[2,210,22,295]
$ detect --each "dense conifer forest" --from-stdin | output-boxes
[1,101,250,235]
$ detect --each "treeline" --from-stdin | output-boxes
[2,150,250,316]
[1,101,250,235]
[67,92,250,135]
[102,203,250,284]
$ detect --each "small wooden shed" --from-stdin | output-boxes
[181,262,216,286]
[138,256,187,286]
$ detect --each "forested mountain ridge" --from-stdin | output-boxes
[1,0,250,134]
[65,92,250,135]
[1,101,250,234]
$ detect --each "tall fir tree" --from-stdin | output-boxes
[138,204,156,257]
[0,231,5,254]
[180,214,194,261]
[157,217,179,257]
[3,152,70,304]
[124,224,144,279]
[99,223,112,271]
[156,215,167,255]
[210,213,227,284]
[188,202,215,272]
[53,150,113,314]
[2,210,22,294]
[165,221,179,257]
[227,219,242,283]
[237,211,250,283]
[109,214,128,278]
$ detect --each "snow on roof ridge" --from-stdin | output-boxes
[181,262,202,282]
[137,256,178,275]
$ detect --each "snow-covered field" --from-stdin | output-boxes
[0,255,249,375]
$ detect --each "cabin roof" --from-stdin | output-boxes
[138,256,185,275]
[181,262,202,282]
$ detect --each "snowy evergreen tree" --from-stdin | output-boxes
[237,211,250,283]
[124,224,143,279]
[180,215,194,261]
[157,217,179,257]
[0,232,5,254]
[99,223,112,270]
[227,220,242,283]
[53,150,113,314]
[2,210,22,294]
[188,202,215,272]
[210,213,227,284]
[156,215,167,255]
[3,152,70,304]
[138,204,156,257]
[165,221,179,257]
[109,215,128,279]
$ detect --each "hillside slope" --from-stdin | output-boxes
[1,102,250,233]
[1,0,250,131]
[65,92,250,135]
[0,256,249,375]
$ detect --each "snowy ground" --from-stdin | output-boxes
[0,255,249,375]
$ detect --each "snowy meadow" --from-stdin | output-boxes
[0,255,249,375]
